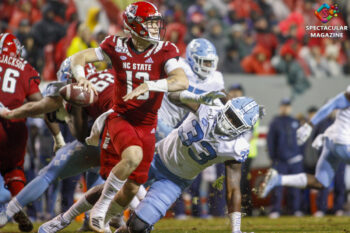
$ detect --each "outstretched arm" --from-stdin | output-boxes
[0,96,62,119]
[310,92,350,126]
[225,160,242,233]
[123,67,189,101]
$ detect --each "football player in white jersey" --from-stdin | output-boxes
[117,94,261,233]
[259,86,350,198]
[156,37,224,139]
[156,38,226,218]
[39,93,262,233]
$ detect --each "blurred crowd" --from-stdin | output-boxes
[1,0,350,221]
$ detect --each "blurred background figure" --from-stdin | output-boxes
[267,98,303,218]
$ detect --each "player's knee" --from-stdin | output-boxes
[122,146,143,169]
[4,168,26,186]
[127,213,152,233]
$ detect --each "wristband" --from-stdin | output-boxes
[72,65,85,80]
[229,212,241,232]
[145,79,168,92]
[53,132,65,146]
[179,90,199,104]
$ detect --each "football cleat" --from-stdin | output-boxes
[89,214,105,233]
[109,214,126,229]
[258,168,281,198]
[13,210,33,232]
[38,214,71,233]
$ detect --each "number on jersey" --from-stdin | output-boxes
[89,73,114,92]
[126,71,149,100]
[178,120,217,165]
[0,66,20,93]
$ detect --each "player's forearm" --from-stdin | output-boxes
[70,48,101,81]
[166,68,189,92]
[8,97,61,119]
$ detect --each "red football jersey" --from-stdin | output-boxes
[0,54,40,112]
[99,36,180,125]
[84,68,115,120]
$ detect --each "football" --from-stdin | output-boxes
[59,83,98,107]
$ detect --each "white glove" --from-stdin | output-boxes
[180,90,226,106]
[297,123,312,145]
[312,134,324,150]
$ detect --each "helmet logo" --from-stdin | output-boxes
[128,4,138,16]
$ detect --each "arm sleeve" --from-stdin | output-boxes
[162,42,180,74]
[99,35,116,60]
[311,93,350,125]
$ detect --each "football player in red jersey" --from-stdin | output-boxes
[0,32,52,232]
[69,1,189,231]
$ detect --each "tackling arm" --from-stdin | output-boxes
[1,96,62,119]
[225,160,242,233]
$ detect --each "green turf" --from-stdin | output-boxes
[1,216,350,233]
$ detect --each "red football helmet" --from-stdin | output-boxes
[123,1,164,43]
[0,33,23,58]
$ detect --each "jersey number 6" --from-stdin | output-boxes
[0,66,20,94]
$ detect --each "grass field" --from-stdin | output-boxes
[1,216,350,233]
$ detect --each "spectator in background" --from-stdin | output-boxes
[186,0,206,24]
[0,0,17,27]
[86,7,101,32]
[307,45,330,79]
[164,22,187,57]
[272,43,310,100]
[241,44,275,75]
[8,0,41,32]
[205,19,226,70]
[254,16,278,56]
[31,3,66,72]
[66,23,98,57]
[223,44,243,73]
[325,40,343,78]
[267,99,303,218]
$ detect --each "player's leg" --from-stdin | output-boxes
[259,141,333,198]
[125,155,192,233]
[38,184,104,233]
[5,140,100,222]
[90,115,150,232]
[0,174,11,226]
[333,163,346,215]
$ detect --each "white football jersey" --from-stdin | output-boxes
[158,58,225,128]
[157,104,250,180]
[324,107,350,144]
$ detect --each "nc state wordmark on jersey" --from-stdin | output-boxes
[0,54,25,71]
[122,62,152,71]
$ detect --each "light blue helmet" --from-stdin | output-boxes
[186,38,218,79]
[215,97,260,139]
[57,57,72,82]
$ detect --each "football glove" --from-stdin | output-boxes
[297,123,313,145]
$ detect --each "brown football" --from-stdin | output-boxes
[59,83,98,107]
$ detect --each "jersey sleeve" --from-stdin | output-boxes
[24,64,41,97]
[99,35,117,60]
[162,42,180,74]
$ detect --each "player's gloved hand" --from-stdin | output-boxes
[198,91,226,106]
[297,123,312,145]
[312,134,324,150]
[0,102,11,119]
[53,132,66,152]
